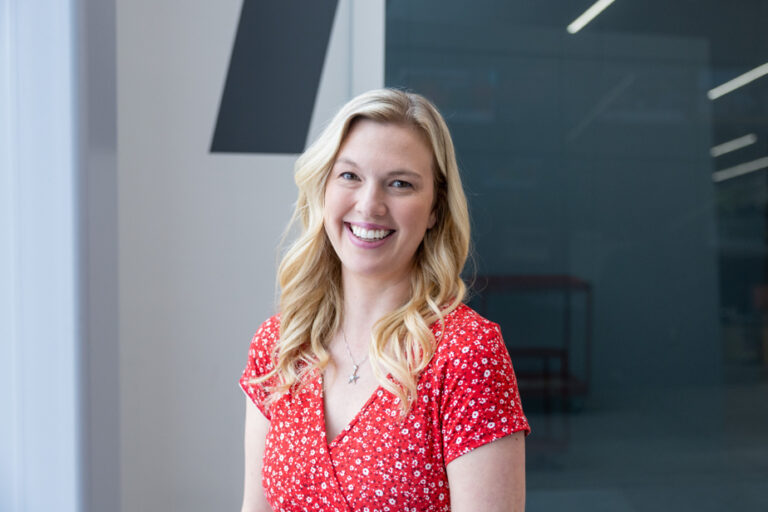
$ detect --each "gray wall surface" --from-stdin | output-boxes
[76,1,120,510]
[116,0,383,509]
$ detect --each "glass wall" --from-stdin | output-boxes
[386,1,768,509]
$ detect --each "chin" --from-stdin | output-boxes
[343,263,407,282]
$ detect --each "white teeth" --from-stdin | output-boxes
[350,224,392,241]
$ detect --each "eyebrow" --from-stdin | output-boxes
[334,157,359,168]
[386,170,423,180]
[334,158,424,180]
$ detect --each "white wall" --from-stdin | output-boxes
[116,1,383,509]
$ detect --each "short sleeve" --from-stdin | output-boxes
[440,321,530,465]
[238,315,281,420]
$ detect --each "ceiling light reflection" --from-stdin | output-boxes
[713,157,768,183]
[708,62,768,100]
[567,0,616,34]
[710,134,758,157]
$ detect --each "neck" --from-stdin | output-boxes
[339,271,411,347]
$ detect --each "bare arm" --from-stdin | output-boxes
[240,397,272,512]
[446,431,526,512]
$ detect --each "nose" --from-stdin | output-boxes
[355,182,387,218]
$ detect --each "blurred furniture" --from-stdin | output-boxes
[476,274,593,412]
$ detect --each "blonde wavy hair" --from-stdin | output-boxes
[257,88,470,414]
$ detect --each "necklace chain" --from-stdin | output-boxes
[341,328,368,384]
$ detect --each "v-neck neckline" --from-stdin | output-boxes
[318,372,384,449]
[315,307,459,449]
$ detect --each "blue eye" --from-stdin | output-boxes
[391,179,412,188]
[340,171,358,180]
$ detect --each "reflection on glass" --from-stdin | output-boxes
[567,0,616,34]
[710,133,757,158]
[387,1,767,510]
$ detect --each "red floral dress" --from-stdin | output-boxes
[239,304,530,511]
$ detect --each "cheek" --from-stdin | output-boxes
[322,186,349,234]
[322,187,339,221]
[418,194,437,226]
[403,202,437,236]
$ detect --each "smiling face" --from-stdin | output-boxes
[323,119,437,286]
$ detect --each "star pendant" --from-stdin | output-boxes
[348,364,360,384]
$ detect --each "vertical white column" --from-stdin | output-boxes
[0,0,82,510]
[0,1,19,510]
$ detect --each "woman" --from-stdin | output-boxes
[239,89,529,512]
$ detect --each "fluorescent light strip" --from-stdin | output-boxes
[710,133,757,157]
[712,156,768,183]
[567,0,616,34]
[708,62,768,100]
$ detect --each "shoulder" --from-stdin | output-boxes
[240,315,281,418]
[253,314,281,340]
[427,304,507,373]
[427,305,531,452]
[429,304,513,380]
[433,304,503,352]
[247,314,281,370]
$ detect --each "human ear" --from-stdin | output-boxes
[428,209,437,229]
